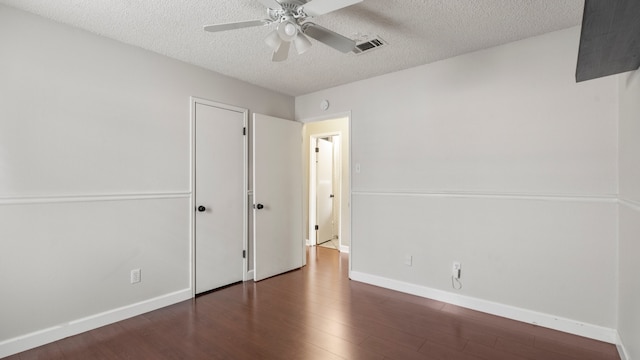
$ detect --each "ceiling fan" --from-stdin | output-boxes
[204,0,362,62]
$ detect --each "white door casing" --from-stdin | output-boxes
[331,135,341,242]
[194,100,247,294]
[253,113,303,281]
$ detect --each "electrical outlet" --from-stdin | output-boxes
[404,254,412,266]
[452,262,461,279]
[130,268,141,284]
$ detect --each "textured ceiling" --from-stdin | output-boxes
[0,0,585,96]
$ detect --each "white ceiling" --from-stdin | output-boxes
[1,0,585,96]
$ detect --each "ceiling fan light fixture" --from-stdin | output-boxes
[293,33,312,55]
[277,21,298,41]
[265,29,282,50]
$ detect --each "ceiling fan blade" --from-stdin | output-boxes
[272,41,291,62]
[301,22,356,53]
[204,19,270,33]
[302,0,362,17]
[256,0,281,9]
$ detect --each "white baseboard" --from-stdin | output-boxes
[0,289,192,358]
[246,270,255,281]
[616,331,631,360]
[349,271,617,344]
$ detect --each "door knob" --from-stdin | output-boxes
[197,206,206,212]
[256,203,264,210]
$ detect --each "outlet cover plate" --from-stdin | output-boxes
[130,268,141,284]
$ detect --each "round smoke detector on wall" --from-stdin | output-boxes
[320,99,330,111]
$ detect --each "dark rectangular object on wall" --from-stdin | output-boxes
[576,0,640,82]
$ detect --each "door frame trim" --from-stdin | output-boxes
[301,112,351,271]
[190,97,249,297]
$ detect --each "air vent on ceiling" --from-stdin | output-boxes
[353,36,387,55]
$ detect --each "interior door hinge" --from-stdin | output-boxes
[315,147,319,153]
[243,250,246,259]
[315,225,319,230]
[243,127,246,136]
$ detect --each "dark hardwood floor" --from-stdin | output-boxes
[7,247,620,359]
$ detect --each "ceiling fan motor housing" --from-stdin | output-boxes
[267,1,312,24]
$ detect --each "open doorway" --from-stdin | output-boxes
[304,116,350,253]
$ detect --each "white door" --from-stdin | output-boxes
[253,113,303,281]
[195,102,246,294]
[316,138,334,245]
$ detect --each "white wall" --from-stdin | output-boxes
[296,27,619,339]
[0,4,293,356]
[618,69,640,359]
